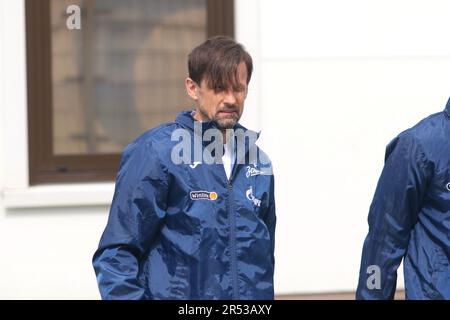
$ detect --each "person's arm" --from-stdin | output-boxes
[356,132,431,299]
[92,140,169,300]
[265,174,276,269]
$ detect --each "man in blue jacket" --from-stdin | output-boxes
[357,97,450,299]
[93,36,276,300]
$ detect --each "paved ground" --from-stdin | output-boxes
[276,290,405,300]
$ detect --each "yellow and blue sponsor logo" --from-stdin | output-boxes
[190,191,218,201]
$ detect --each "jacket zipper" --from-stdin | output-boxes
[225,137,240,299]
[227,179,239,300]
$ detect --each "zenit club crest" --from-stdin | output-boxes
[190,191,218,201]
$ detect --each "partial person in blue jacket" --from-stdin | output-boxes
[357,97,450,299]
[92,36,276,300]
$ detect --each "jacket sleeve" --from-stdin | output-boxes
[265,174,276,268]
[92,140,170,300]
[356,132,431,299]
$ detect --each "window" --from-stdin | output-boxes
[26,0,234,185]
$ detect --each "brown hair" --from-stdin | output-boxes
[188,36,253,92]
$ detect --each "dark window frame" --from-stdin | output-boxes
[26,0,234,185]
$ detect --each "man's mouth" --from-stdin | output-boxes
[218,110,237,115]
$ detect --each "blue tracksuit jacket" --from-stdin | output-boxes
[93,111,276,300]
[357,98,450,299]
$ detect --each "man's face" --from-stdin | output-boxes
[186,62,248,130]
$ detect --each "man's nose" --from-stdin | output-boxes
[223,90,237,104]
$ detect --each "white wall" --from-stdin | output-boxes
[237,0,450,294]
[1,0,450,299]
[0,0,111,299]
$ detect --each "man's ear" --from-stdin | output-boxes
[185,78,199,100]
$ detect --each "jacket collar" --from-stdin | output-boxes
[175,110,261,160]
[176,110,218,134]
[175,110,260,139]
[445,97,450,118]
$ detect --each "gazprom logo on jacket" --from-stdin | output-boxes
[246,186,261,207]
[190,191,218,201]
